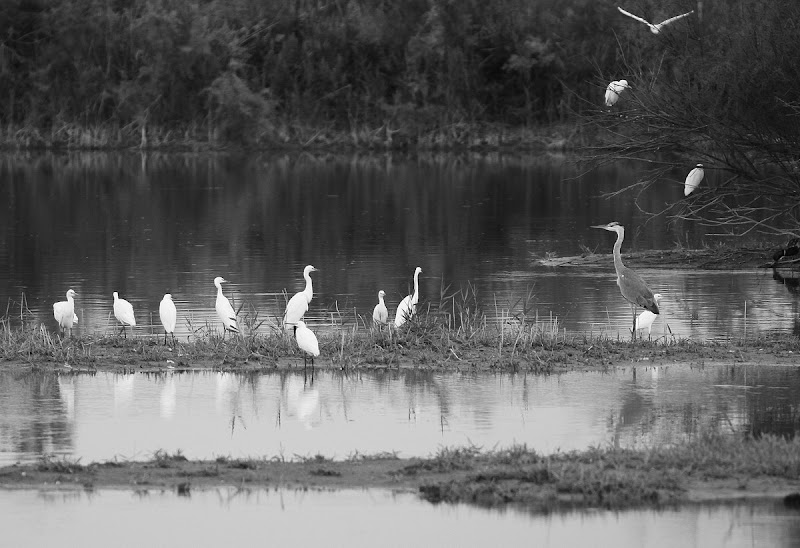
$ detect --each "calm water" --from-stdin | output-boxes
[1,152,794,340]
[1,366,798,465]
[1,488,797,548]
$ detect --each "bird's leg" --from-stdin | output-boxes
[631,304,637,342]
[171,333,176,346]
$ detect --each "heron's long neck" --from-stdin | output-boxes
[303,273,313,300]
[613,229,625,274]
[378,294,385,305]
[216,286,224,299]
[412,271,420,300]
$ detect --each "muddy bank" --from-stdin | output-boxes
[2,436,799,513]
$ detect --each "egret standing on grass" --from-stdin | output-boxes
[113,292,136,338]
[635,293,663,337]
[617,6,694,34]
[395,267,422,327]
[684,164,704,196]
[294,320,320,370]
[159,292,177,345]
[605,80,629,107]
[214,277,239,337]
[284,265,318,328]
[592,222,659,340]
[373,290,388,327]
[53,289,77,337]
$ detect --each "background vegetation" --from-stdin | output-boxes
[0,0,678,148]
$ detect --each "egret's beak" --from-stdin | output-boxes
[590,224,608,230]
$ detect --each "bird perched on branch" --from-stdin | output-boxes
[617,6,694,34]
[773,238,800,264]
[592,222,659,340]
[605,79,629,107]
[684,164,704,196]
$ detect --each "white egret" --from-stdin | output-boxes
[372,290,388,326]
[617,6,694,34]
[294,320,320,369]
[53,289,77,337]
[284,265,318,328]
[605,79,629,107]
[113,291,136,338]
[395,266,422,327]
[159,292,177,345]
[635,293,663,336]
[684,164,704,196]
[591,223,659,340]
[214,276,240,336]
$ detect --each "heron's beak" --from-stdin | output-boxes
[590,224,608,230]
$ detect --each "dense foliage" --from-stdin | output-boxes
[1,0,621,146]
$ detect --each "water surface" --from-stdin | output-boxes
[1,365,797,465]
[1,488,796,548]
[1,152,793,341]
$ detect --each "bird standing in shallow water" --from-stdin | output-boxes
[684,164,704,196]
[53,289,78,337]
[294,320,320,370]
[284,265,318,329]
[773,238,800,264]
[373,290,388,327]
[617,6,694,34]
[159,292,177,345]
[592,222,659,340]
[113,292,136,338]
[395,267,422,327]
[635,293,663,337]
[214,277,239,337]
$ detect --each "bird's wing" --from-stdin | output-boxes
[654,10,693,29]
[617,7,652,26]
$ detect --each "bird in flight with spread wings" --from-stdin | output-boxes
[617,6,694,34]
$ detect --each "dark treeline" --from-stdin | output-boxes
[0,0,796,148]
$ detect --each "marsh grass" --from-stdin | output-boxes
[414,433,800,509]
[0,284,783,371]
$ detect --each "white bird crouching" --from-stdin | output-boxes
[284,265,318,329]
[159,293,177,345]
[53,289,78,336]
[684,164,704,196]
[113,291,136,338]
[395,267,422,327]
[214,276,240,336]
[373,290,388,326]
[617,6,694,34]
[605,79,629,107]
[294,320,320,369]
[635,293,663,335]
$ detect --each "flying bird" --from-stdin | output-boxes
[372,290,388,326]
[294,320,320,370]
[159,292,177,345]
[284,265,318,328]
[617,6,694,34]
[395,267,422,327]
[684,164,704,196]
[113,291,136,338]
[592,222,659,340]
[635,293,663,336]
[214,276,240,336]
[53,289,78,337]
[605,79,629,107]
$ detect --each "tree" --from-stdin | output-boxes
[584,0,800,237]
